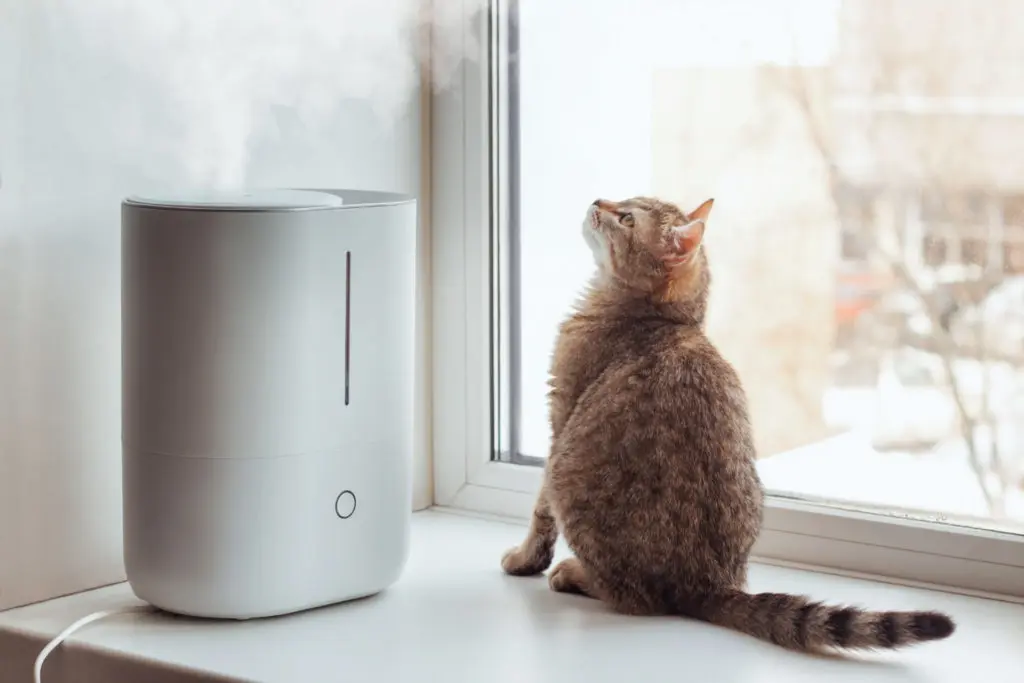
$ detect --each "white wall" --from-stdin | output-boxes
[0,0,426,610]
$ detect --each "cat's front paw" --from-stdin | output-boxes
[501,545,551,576]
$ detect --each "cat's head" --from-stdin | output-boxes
[582,195,714,303]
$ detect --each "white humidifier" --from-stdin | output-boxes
[121,188,415,619]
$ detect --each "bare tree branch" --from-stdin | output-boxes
[768,51,1012,515]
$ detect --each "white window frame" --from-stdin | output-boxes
[428,0,1024,601]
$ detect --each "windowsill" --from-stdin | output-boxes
[2,511,1023,683]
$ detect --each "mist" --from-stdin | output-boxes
[1,0,490,191]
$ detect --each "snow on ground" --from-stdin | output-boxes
[757,430,1024,527]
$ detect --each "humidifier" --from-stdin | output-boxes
[121,189,415,619]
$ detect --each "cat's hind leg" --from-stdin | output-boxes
[549,556,657,616]
[548,557,598,597]
[501,484,558,576]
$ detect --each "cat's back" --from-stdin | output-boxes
[656,326,746,406]
[629,324,749,434]
[550,314,760,527]
[552,304,746,435]
[554,306,741,393]
[548,307,647,398]
[557,312,753,451]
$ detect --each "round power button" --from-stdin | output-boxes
[335,490,357,519]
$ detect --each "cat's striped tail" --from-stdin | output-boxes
[678,590,955,651]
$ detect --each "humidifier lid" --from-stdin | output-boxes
[124,188,344,212]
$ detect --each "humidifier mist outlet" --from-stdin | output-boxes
[121,189,416,619]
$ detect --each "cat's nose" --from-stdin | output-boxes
[592,199,612,211]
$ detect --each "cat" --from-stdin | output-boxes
[500,195,955,652]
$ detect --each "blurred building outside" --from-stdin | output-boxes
[654,0,1024,526]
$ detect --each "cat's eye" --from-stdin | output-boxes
[619,213,635,227]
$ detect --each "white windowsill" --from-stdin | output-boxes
[2,510,1023,683]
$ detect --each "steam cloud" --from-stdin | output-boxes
[52,0,493,189]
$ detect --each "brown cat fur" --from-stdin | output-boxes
[501,195,955,652]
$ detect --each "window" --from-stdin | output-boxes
[431,0,1024,598]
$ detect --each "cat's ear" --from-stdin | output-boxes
[664,219,706,266]
[687,198,714,224]
[663,198,713,266]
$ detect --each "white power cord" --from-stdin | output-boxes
[33,605,155,683]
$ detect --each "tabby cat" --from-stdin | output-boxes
[501,195,955,652]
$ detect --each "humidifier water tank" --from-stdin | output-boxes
[121,189,415,619]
